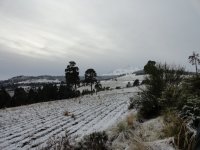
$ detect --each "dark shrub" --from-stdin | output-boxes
[126,82,132,88]
[0,87,11,108]
[133,79,139,86]
[75,131,109,150]
[137,62,185,119]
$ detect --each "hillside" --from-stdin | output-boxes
[0,87,138,149]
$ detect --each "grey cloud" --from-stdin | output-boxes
[0,0,200,80]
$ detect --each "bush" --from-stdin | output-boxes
[162,110,183,137]
[82,89,94,96]
[43,131,109,150]
[126,82,132,88]
[115,86,121,89]
[138,91,161,119]
[136,62,185,119]
[111,121,134,142]
[128,97,135,110]
[174,122,196,150]
[75,131,109,150]
[42,132,73,150]
[133,79,140,86]
[160,84,183,108]
[106,87,110,90]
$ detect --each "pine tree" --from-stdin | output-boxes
[85,68,97,93]
[0,87,11,108]
[65,61,80,90]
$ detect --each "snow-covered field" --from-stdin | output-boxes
[0,87,138,150]
[18,79,61,84]
[78,74,145,92]
[101,74,144,89]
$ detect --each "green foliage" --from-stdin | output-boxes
[183,76,200,97]
[137,61,185,119]
[138,91,161,119]
[160,85,183,108]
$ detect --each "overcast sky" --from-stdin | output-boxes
[0,0,200,80]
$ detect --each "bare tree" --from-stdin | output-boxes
[188,51,200,76]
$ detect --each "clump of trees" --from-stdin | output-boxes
[130,52,200,149]
[0,84,81,108]
[0,61,100,108]
[0,87,11,108]
[134,60,185,119]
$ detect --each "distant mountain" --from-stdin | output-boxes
[103,67,143,76]
[0,75,118,88]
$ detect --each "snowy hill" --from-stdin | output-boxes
[0,87,138,149]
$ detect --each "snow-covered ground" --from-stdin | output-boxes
[101,74,144,89]
[0,87,138,150]
[78,74,145,92]
[17,79,61,84]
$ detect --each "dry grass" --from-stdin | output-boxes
[64,111,70,116]
[126,113,136,127]
[129,141,148,150]
[110,113,137,144]
[71,114,76,120]
[63,111,75,119]
[162,110,182,138]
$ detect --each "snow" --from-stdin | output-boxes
[0,87,138,150]
[101,74,144,89]
[18,79,60,84]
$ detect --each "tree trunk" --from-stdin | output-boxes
[195,59,198,76]
[91,83,93,95]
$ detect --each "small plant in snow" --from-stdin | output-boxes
[111,121,134,142]
[71,114,76,120]
[42,132,73,150]
[64,111,70,116]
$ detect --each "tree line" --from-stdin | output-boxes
[0,61,99,109]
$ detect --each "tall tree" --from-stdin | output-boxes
[65,61,80,90]
[0,87,11,108]
[12,88,28,106]
[144,60,157,75]
[189,51,200,76]
[85,68,97,93]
